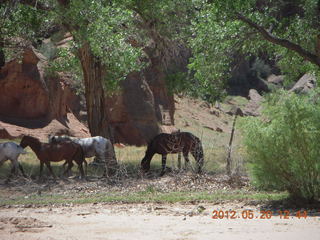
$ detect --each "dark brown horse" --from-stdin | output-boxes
[20,136,85,179]
[141,132,204,176]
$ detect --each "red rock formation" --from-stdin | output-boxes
[105,40,189,146]
[106,72,163,146]
[0,47,89,140]
[0,48,49,119]
[0,47,82,120]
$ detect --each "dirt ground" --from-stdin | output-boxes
[0,202,319,240]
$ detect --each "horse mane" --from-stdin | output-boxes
[23,135,41,144]
[21,135,42,152]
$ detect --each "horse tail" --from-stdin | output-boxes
[74,144,85,163]
[103,139,118,176]
[74,143,86,177]
[105,139,114,161]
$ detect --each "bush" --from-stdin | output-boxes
[241,90,320,201]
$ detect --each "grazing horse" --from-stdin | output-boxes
[20,136,85,179]
[0,142,27,178]
[141,132,204,176]
[48,135,115,164]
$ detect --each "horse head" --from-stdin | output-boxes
[20,135,40,150]
[20,135,30,148]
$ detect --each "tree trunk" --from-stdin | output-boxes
[78,42,117,176]
[0,38,5,68]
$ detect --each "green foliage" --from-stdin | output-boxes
[241,90,320,201]
[1,2,57,42]
[165,71,190,94]
[45,47,84,95]
[189,0,320,98]
[55,0,144,92]
[126,0,202,41]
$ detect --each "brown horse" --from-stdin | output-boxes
[20,136,85,179]
[141,132,204,176]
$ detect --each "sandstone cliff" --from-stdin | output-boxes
[0,47,89,141]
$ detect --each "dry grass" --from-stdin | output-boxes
[0,96,249,178]
[0,96,257,206]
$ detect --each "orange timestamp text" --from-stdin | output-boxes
[212,210,308,219]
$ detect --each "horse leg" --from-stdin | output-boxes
[160,155,167,176]
[83,159,88,176]
[6,159,17,181]
[177,153,182,170]
[196,147,204,174]
[191,150,203,174]
[62,161,67,171]
[77,162,85,180]
[45,162,56,179]
[183,151,190,171]
[10,158,19,175]
[18,163,27,178]
[61,161,72,176]
[141,152,155,173]
[39,162,44,179]
[63,161,73,177]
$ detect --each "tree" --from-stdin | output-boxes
[55,0,141,139]
[189,0,320,98]
[1,0,143,175]
[126,0,199,92]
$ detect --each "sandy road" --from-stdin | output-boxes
[0,203,319,240]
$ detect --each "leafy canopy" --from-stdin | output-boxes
[189,0,320,100]
[54,0,144,91]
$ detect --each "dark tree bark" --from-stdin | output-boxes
[55,0,118,175]
[77,42,118,176]
[78,42,110,138]
[0,39,5,68]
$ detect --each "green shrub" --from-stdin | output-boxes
[241,90,320,201]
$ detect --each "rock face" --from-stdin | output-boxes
[105,40,185,146]
[106,70,175,146]
[0,47,88,140]
[289,73,316,94]
[243,89,263,116]
[0,48,49,119]
[0,47,81,121]
[0,127,13,139]
[267,74,284,86]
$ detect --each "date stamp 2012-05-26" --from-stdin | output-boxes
[212,210,311,220]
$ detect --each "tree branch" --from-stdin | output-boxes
[237,13,320,67]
